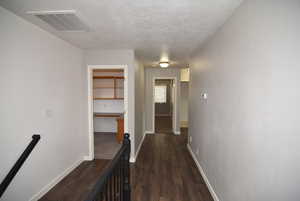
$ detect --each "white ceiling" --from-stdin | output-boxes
[0,0,243,68]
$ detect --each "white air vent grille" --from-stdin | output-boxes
[28,10,89,31]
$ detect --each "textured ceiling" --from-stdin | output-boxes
[0,0,243,67]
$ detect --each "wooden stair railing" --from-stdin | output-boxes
[85,133,131,201]
[0,135,41,198]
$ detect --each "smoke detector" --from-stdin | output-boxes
[27,10,89,32]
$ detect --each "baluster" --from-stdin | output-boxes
[99,191,103,201]
[114,169,116,201]
[116,163,119,201]
[105,180,108,201]
[109,175,113,201]
[123,133,131,201]
[118,162,121,201]
[120,155,124,201]
[84,133,131,201]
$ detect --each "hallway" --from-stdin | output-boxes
[38,129,213,201]
[131,129,213,201]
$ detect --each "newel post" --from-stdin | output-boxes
[123,133,131,201]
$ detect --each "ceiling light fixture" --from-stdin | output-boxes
[159,61,169,68]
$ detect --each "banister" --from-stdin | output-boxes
[0,134,40,198]
[85,133,131,201]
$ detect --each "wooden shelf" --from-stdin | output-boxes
[94,97,124,100]
[93,87,123,89]
[93,74,124,100]
[94,112,123,118]
[93,69,124,73]
[93,76,124,79]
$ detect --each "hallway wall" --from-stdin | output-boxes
[0,6,85,201]
[189,1,300,201]
[134,60,145,157]
[180,82,189,127]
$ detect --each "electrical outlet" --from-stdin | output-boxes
[189,136,193,143]
[196,148,199,156]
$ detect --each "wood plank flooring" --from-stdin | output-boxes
[155,116,173,134]
[39,128,213,201]
[39,159,109,201]
[131,129,213,201]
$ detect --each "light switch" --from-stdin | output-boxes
[201,93,208,99]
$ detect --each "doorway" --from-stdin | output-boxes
[87,65,128,160]
[153,78,176,134]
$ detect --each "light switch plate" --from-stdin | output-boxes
[201,93,208,99]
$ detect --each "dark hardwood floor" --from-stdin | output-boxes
[131,128,213,201]
[39,128,213,201]
[155,116,173,134]
[39,159,109,201]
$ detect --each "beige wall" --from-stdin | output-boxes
[180,82,189,127]
[0,6,85,201]
[134,59,145,156]
[189,1,300,201]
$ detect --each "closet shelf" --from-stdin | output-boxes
[93,87,123,89]
[94,97,124,100]
[93,76,124,79]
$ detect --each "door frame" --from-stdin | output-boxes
[152,77,178,134]
[86,64,129,160]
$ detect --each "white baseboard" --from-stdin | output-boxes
[187,144,220,201]
[29,157,83,201]
[135,132,146,161]
[145,130,154,134]
[83,155,93,161]
[130,132,146,163]
[174,130,181,135]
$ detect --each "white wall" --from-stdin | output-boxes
[93,100,124,132]
[189,1,300,201]
[134,59,145,156]
[0,6,85,201]
[180,82,189,127]
[145,68,181,133]
[84,49,136,157]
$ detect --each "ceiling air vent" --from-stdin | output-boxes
[28,10,89,31]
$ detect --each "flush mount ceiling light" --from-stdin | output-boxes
[159,61,169,68]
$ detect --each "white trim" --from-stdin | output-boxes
[187,144,220,201]
[152,77,178,134]
[174,131,181,135]
[87,65,129,160]
[145,130,155,134]
[129,132,147,163]
[29,158,83,201]
[135,132,146,160]
[83,155,93,161]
